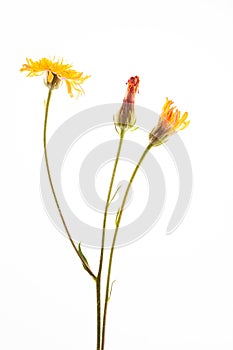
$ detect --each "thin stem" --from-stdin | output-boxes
[96,129,125,350]
[43,87,96,280]
[101,143,152,350]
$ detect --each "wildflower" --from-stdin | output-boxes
[114,76,140,132]
[20,57,90,98]
[149,98,190,146]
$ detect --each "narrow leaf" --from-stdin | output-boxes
[108,185,121,208]
[115,208,121,226]
[108,280,116,301]
[78,242,89,267]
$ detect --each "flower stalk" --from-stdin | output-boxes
[97,76,140,350]
[101,143,152,350]
[96,129,125,350]
[43,83,96,280]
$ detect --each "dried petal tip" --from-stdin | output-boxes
[114,76,140,132]
[20,57,90,98]
[124,76,140,104]
[149,98,190,146]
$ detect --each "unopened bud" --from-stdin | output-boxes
[114,76,140,132]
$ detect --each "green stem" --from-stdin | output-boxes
[96,129,125,350]
[101,143,152,350]
[43,87,96,280]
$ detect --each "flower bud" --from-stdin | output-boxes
[114,76,140,132]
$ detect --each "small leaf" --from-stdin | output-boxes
[115,208,121,226]
[78,243,89,267]
[108,280,116,301]
[108,185,121,208]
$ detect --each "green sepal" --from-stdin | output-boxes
[113,114,120,134]
[130,125,139,132]
[114,124,120,135]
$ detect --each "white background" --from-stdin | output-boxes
[1,0,233,349]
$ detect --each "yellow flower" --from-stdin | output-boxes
[149,98,190,146]
[20,57,90,98]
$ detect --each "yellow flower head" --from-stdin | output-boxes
[149,98,190,146]
[20,57,90,98]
